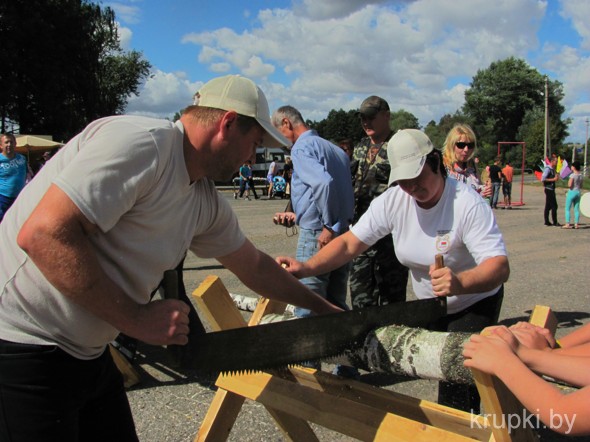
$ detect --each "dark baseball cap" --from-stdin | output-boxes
[358,96,390,117]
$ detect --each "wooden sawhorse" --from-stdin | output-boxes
[192,276,553,441]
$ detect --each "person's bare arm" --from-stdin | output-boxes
[516,346,590,387]
[217,239,342,314]
[276,230,369,279]
[17,184,190,346]
[463,331,590,435]
[559,322,590,349]
[429,255,509,297]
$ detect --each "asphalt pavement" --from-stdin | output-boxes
[127,183,590,442]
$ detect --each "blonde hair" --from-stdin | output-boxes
[442,123,477,168]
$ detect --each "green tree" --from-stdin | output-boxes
[462,57,568,154]
[0,0,150,140]
[309,109,365,145]
[389,109,420,132]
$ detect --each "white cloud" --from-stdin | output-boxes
[105,2,141,24]
[292,0,388,20]
[120,0,589,142]
[125,69,201,118]
[210,62,231,73]
[179,0,546,128]
[242,56,275,77]
[116,24,133,50]
[560,0,590,50]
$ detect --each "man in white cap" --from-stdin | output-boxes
[277,129,509,413]
[0,74,341,441]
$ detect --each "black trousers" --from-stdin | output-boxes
[428,286,504,414]
[0,340,138,442]
[239,177,258,198]
[544,188,558,224]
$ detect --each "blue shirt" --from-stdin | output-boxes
[290,130,354,234]
[239,164,252,180]
[0,153,27,198]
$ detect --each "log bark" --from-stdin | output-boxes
[230,294,295,315]
[259,312,473,384]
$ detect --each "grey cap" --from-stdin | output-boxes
[359,96,390,118]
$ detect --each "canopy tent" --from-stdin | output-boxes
[15,135,63,154]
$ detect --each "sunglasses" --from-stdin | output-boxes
[455,141,475,150]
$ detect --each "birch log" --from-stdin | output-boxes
[230,294,295,315]
[260,313,473,385]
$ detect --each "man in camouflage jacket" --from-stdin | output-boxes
[349,96,408,308]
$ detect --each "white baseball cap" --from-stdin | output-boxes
[387,129,434,185]
[196,75,289,148]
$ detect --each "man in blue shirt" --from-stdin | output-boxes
[271,106,354,318]
[0,134,27,222]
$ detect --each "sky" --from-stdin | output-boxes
[107,0,590,144]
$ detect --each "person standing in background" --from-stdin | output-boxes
[442,124,491,199]
[271,105,354,319]
[488,157,503,209]
[501,160,514,209]
[267,157,279,197]
[271,105,354,376]
[283,156,293,198]
[349,96,408,309]
[237,160,258,200]
[0,133,27,223]
[337,138,354,160]
[562,160,583,229]
[542,154,560,226]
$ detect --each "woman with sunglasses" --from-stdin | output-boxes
[277,129,509,413]
[442,124,492,199]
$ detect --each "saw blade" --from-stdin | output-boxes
[179,297,446,374]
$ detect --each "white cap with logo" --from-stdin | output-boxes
[196,75,289,148]
[387,129,434,186]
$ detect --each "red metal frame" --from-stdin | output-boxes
[497,142,526,207]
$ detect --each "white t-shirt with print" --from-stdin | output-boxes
[351,177,506,314]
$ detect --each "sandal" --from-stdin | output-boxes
[562,225,572,229]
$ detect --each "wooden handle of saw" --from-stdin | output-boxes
[435,254,445,269]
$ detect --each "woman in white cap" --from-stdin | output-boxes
[277,129,509,413]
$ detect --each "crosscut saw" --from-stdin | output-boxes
[175,297,447,373]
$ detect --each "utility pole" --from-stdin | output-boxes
[543,76,550,160]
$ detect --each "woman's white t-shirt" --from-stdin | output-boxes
[351,177,506,314]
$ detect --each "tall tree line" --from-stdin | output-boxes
[0,0,150,141]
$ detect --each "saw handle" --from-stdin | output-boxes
[435,254,445,269]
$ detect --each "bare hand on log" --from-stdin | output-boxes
[463,330,519,375]
[509,322,556,350]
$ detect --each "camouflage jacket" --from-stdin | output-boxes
[350,134,392,222]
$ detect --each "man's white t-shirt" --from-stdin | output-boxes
[351,177,506,314]
[0,116,245,358]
